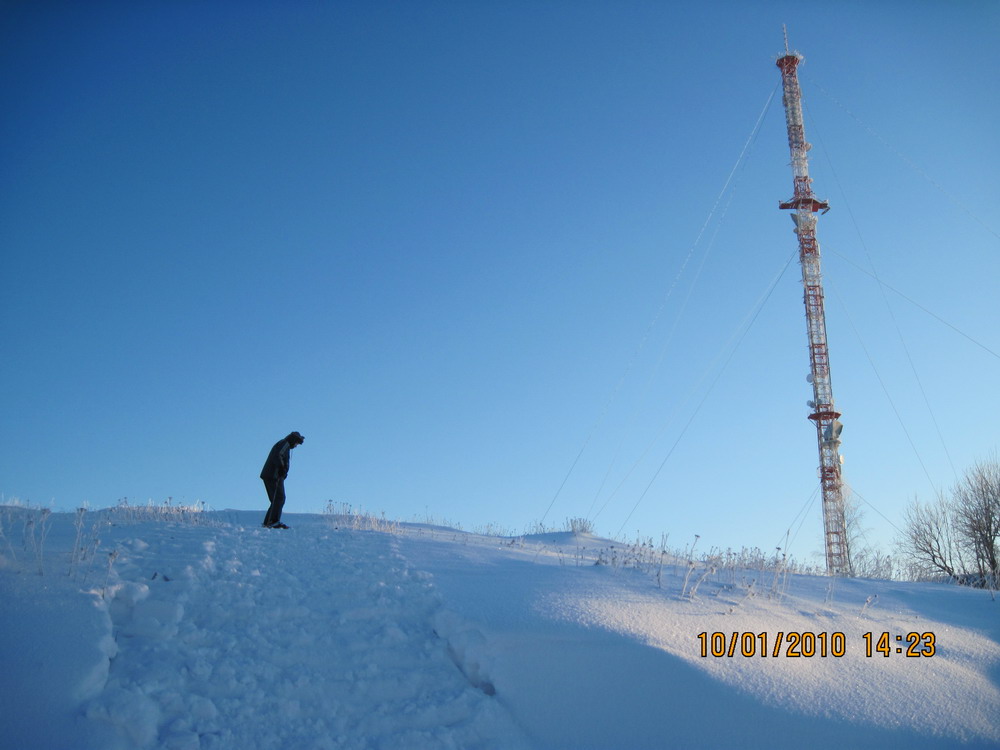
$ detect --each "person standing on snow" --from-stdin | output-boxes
[261,431,304,529]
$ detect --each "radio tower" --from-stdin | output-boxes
[776,30,852,576]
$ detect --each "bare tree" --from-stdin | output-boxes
[952,458,1000,585]
[844,489,893,579]
[898,493,967,580]
[843,487,862,570]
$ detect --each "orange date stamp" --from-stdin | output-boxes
[697,631,936,658]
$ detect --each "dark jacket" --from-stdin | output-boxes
[260,439,291,480]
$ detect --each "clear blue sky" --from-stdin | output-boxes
[3,1,998,565]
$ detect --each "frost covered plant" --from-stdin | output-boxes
[617,536,659,573]
[21,507,52,575]
[687,565,717,599]
[102,549,119,600]
[593,545,619,569]
[68,507,104,581]
[111,497,208,525]
[655,533,670,588]
[565,517,594,535]
[324,500,400,534]
[684,534,701,562]
[859,594,879,617]
[680,560,697,598]
[70,506,88,573]
[36,508,52,575]
[524,520,557,536]
[824,580,836,605]
[0,508,16,565]
[678,535,701,597]
[768,548,792,600]
[472,522,516,537]
[726,578,757,613]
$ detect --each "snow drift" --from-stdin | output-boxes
[1,507,997,749]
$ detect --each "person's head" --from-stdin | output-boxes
[286,431,305,448]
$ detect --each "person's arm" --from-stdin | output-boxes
[279,442,290,478]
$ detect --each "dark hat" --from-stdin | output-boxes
[287,431,305,445]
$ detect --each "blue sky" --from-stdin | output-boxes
[3,1,998,564]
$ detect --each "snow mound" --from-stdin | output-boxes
[1,510,998,749]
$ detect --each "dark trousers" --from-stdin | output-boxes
[262,477,286,526]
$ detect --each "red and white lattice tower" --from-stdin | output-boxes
[776,33,852,575]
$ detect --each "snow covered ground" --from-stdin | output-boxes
[1,506,998,749]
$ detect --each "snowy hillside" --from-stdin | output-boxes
[1,506,998,749]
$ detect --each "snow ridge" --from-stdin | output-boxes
[2,510,999,749]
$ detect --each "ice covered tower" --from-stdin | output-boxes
[776,36,851,575]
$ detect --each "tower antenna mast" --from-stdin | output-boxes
[776,34,852,575]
